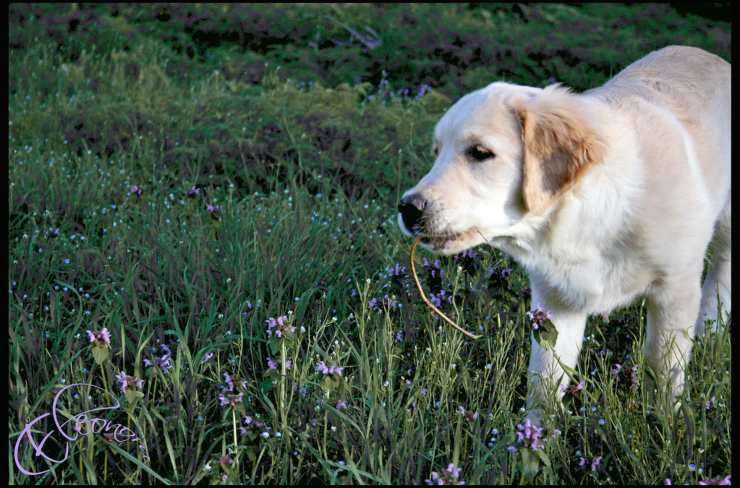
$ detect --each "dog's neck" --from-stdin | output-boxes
[491,103,644,307]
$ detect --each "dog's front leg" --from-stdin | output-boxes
[525,288,588,424]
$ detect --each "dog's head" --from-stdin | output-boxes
[398,82,604,255]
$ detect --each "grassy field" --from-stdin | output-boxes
[8,3,731,485]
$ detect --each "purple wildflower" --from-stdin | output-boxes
[705,396,716,411]
[611,363,623,379]
[202,351,214,364]
[527,307,552,331]
[115,370,144,394]
[591,456,603,471]
[515,418,544,450]
[425,463,465,485]
[219,391,243,408]
[267,357,278,370]
[382,294,398,309]
[144,351,172,373]
[316,361,343,376]
[698,475,732,485]
[86,327,111,346]
[387,262,406,277]
[416,83,432,100]
[265,315,294,338]
[336,400,348,410]
[561,379,586,395]
[224,372,235,392]
[207,203,221,214]
[187,185,201,198]
[430,289,453,308]
[130,185,142,197]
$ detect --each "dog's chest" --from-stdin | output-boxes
[524,245,653,314]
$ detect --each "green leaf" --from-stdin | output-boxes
[533,319,558,350]
[534,448,552,468]
[106,442,172,484]
[125,389,144,406]
[92,344,110,365]
[260,379,274,394]
[520,448,540,480]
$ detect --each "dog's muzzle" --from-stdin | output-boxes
[398,193,428,233]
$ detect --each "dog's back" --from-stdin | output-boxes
[589,46,731,218]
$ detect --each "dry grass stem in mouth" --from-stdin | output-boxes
[410,236,483,340]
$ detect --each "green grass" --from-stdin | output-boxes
[8,3,731,485]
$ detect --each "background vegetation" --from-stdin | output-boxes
[9,3,731,485]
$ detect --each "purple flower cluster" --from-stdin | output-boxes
[240,415,272,439]
[611,363,640,391]
[527,307,552,331]
[705,396,716,411]
[387,262,406,278]
[560,380,586,395]
[422,257,444,280]
[610,363,623,379]
[316,361,343,376]
[698,475,732,485]
[425,463,465,485]
[129,185,142,197]
[579,455,604,471]
[487,265,513,293]
[368,294,400,312]
[430,289,453,308]
[267,357,292,370]
[187,185,201,198]
[265,315,295,338]
[219,455,233,469]
[456,405,479,422]
[219,391,243,408]
[416,83,433,100]
[219,372,247,408]
[116,370,144,394]
[143,343,173,373]
[454,248,480,274]
[86,327,111,346]
[514,418,544,450]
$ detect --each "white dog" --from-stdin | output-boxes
[398,46,730,418]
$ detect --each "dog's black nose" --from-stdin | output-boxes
[398,194,427,232]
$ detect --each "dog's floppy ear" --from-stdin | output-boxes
[514,86,604,215]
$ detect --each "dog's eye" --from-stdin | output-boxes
[466,145,495,162]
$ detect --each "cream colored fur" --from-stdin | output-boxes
[398,46,731,420]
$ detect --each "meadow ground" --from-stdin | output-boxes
[8,3,731,485]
